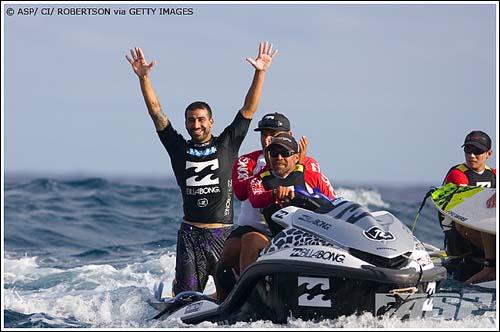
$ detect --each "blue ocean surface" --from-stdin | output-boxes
[2,175,497,328]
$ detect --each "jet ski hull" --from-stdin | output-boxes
[150,198,447,324]
[172,259,446,324]
[246,262,443,322]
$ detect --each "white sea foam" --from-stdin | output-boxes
[336,187,390,208]
[151,312,497,329]
[3,250,496,329]
[3,252,218,327]
[4,255,60,284]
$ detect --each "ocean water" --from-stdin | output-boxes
[2,175,497,328]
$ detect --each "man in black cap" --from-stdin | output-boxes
[214,117,335,301]
[246,132,335,259]
[230,113,319,236]
[441,130,496,284]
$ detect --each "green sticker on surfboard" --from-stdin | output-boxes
[431,183,496,235]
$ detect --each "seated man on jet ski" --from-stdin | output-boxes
[215,133,335,301]
[248,133,335,255]
[215,113,334,300]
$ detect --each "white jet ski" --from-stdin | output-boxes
[149,190,447,324]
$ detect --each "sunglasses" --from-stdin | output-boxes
[269,150,296,158]
[464,146,487,155]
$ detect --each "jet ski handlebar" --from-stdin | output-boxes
[264,187,335,236]
[290,187,334,213]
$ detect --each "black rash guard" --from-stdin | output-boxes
[157,112,251,224]
[444,163,496,188]
[260,165,307,235]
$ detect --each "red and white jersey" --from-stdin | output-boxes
[248,167,336,209]
[232,150,267,201]
[232,150,335,233]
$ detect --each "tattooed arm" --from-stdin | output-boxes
[126,47,168,131]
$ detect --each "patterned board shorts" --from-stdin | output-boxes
[173,222,233,295]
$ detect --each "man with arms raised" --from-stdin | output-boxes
[126,42,278,295]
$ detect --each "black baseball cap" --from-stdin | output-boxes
[254,112,290,132]
[267,133,298,152]
[461,131,492,151]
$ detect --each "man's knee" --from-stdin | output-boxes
[455,224,482,249]
[241,232,269,251]
[215,262,237,300]
[220,237,241,268]
[239,232,269,271]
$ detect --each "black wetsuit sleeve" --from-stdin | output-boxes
[217,112,252,154]
[157,122,187,157]
[156,123,188,186]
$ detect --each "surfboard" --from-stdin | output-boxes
[431,183,496,235]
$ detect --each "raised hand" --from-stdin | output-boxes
[125,47,156,78]
[298,136,308,164]
[246,41,278,71]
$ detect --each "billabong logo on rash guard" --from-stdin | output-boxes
[185,160,220,186]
